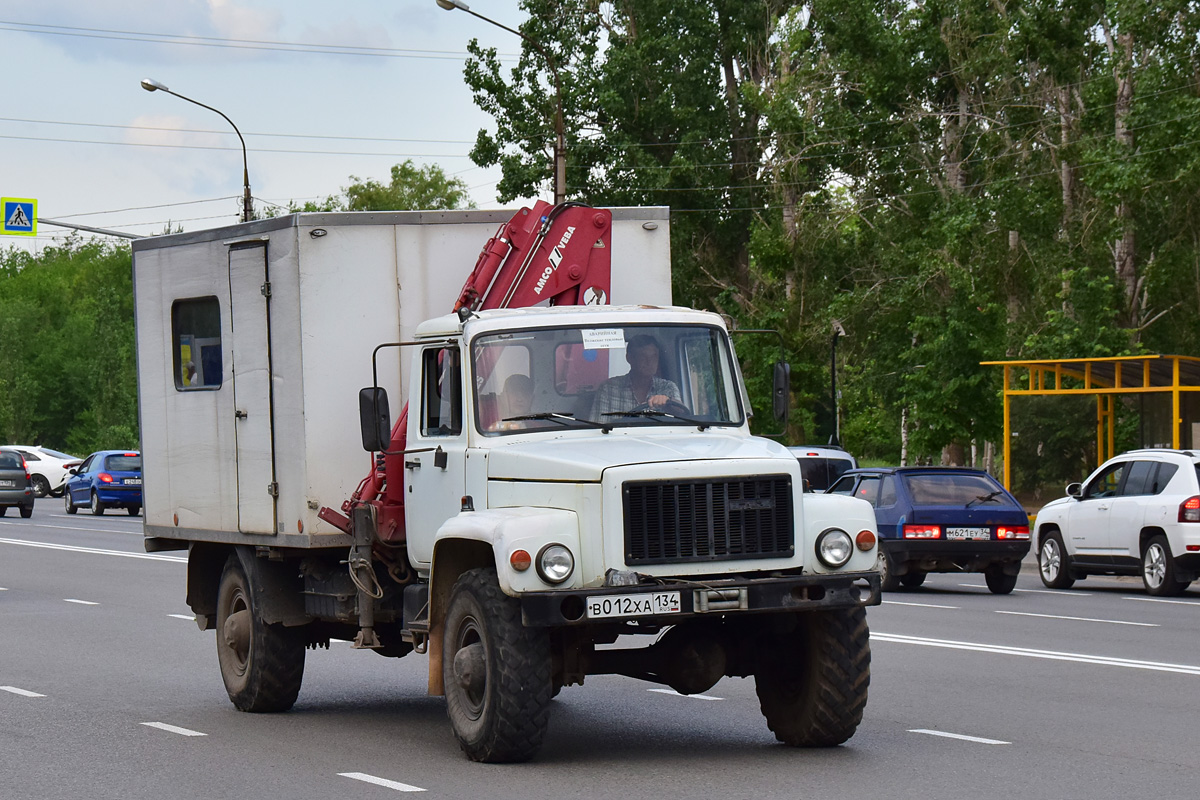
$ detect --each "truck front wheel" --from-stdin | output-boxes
[754,607,871,747]
[442,568,552,763]
[215,555,305,712]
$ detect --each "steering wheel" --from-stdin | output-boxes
[631,399,691,415]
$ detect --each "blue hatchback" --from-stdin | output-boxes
[828,467,1030,594]
[64,450,142,516]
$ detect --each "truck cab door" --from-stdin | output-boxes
[404,345,467,566]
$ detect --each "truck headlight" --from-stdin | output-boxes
[536,544,574,585]
[815,528,853,568]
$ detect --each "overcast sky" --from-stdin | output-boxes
[0,0,538,250]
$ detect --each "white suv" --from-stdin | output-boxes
[1034,449,1200,595]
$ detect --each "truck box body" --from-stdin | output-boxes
[131,209,672,550]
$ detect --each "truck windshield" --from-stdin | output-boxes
[472,324,744,434]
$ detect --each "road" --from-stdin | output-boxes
[3,509,1199,799]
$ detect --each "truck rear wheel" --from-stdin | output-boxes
[754,607,870,747]
[442,568,552,763]
[215,555,305,712]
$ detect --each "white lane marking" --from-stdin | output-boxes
[141,722,206,737]
[0,537,184,562]
[0,686,46,697]
[168,614,195,621]
[909,729,1010,745]
[1013,587,1092,596]
[0,587,7,590]
[339,773,426,792]
[957,584,1092,596]
[648,688,724,701]
[1124,596,1200,606]
[64,598,99,605]
[0,520,141,535]
[994,610,1156,627]
[882,600,960,609]
[873,632,1200,675]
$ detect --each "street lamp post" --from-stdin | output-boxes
[437,0,566,205]
[140,78,254,223]
[830,320,847,447]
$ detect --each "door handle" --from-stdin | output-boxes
[405,458,421,470]
[234,409,248,420]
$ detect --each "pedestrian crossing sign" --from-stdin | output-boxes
[2,197,37,236]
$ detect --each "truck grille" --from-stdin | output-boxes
[623,476,794,565]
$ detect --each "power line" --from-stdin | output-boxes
[0,116,476,146]
[0,19,520,61]
[0,133,471,159]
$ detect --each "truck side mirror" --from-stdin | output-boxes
[773,361,790,424]
[359,387,392,451]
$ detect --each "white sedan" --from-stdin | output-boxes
[4,446,83,498]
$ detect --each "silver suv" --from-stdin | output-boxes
[1034,449,1200,595]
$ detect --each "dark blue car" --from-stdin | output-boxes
[828,467,1030,594]
[64,450,142,516]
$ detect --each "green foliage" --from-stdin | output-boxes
[0,239,138,454]
[264,159,473,215]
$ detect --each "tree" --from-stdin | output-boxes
[266,159,472,214]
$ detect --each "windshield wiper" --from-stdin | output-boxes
[601,409,714,431]
[503,412,613,432]
[965,490,1004,508]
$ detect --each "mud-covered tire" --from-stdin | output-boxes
[215,555,305,712]
[878,552,900,592]
[984,564,1018,594]
[443,567,552,763]
[899,570,926,588]
[754,606,871,747]
[64,492,77,515]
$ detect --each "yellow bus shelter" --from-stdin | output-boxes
[981,355,1200,489]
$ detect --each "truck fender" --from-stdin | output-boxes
[425,507,580,696]
[799,493,879,574]
[233,545,310,628]
[186,542,228,630]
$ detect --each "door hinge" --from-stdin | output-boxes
[267,482,279,498]
[260,281,272,298]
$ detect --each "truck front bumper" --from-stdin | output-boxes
[519,570,880,627]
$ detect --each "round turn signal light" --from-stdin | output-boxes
[510,549,532,572]
[856,530,876,551]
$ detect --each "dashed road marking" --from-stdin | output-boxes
[882,600,960,609]
[873,632,1200,675]
[1124,596,1200,606]
[141,722,206,737]
[957,584,1092,596]
[1,686,45,697]
[0,537,184,562]
[994,610,1156,627]
[63,598,99,606]
[168,614,195,620]
[648,688,723,701]
[338,773,426,792]
[909,728,1010,745]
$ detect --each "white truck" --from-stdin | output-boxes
[133,203,881,762]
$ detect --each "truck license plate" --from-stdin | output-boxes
[124,478,142,485]
[946,527,990,540]
[586,591,681,619]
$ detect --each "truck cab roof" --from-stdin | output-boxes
[413,304,729,339]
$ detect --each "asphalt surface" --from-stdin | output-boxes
[3,508,1199,799]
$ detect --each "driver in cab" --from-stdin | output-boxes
[590,334,682,418]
